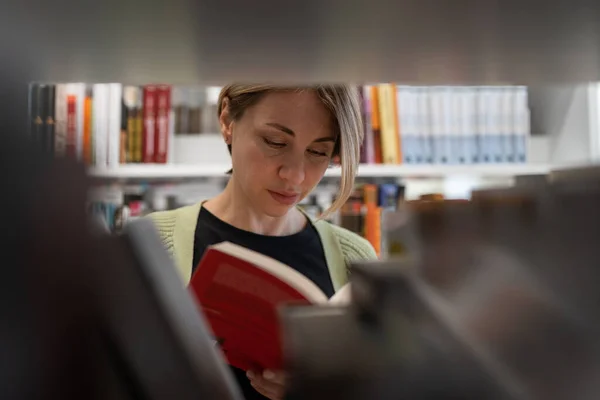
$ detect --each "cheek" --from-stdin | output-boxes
[234,142,278,180]
[301,162,328,193]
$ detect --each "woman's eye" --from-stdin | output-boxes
[264,138,286,148]
[308,149,328,157]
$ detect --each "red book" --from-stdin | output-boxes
[66,95,77,159]
[188,241,351,373]
[142,85,157,163]
[154,85,171,163]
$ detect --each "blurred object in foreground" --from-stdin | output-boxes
[282,165,600,400]
[0,130,241,399]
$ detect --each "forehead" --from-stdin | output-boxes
[246,90,335,138]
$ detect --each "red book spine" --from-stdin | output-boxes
[142,85,157,163]
[66,95,77,158]
[154,85,171,163]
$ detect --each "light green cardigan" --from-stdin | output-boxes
[147,201,378,290]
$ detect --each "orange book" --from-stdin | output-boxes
[83,96,92,165]
[369,86,383,164]
[363,184,381,256]
[189,242,351,372]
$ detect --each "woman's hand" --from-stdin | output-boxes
[247,369,287,400]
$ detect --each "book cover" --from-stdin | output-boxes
[440,86,454,164]
[358,85,367,164]
[155,85,171,163]
[378,84,401,164]
[65,83,86,161]
[66,94,77,159]
[396,85,413,164]
[514,86,529,163]
[430,87,445,164]
[43,84,56,155]
[419,87,434,164]
[407,87,423,164]
[463,87,478,164]
[142,85,157,163]
[92,84,109,167]
[189,241,350,372]
[83,93,92,165]
[54,84,67,157]
[489,86,504,163]
[28,83,42,142]
[124,86,143,163]
[476,86,491,163]
[107,83,122,167]
[369,85,383,164]
[120,96,128,164]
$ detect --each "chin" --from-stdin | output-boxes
[262,203,294,218]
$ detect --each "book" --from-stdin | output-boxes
[188,241,351,373]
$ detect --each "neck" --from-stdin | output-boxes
[204,177,306,236]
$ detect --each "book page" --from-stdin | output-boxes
[328,283,352,305]
[210,241,329,304]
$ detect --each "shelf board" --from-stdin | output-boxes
[88,163,552,181]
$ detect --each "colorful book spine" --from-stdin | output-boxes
[142,85,157,163]
[514,86,529,163]
[54,84,67,157]
[92,84,109,167]
[83,93,92,165]
[155,85,171,163]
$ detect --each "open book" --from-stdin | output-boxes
[188,241,351,372]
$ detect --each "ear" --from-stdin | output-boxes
[219,97,233,144]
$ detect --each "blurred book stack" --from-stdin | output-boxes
[282,164,600,400]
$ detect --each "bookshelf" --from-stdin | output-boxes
[88,163,551,181]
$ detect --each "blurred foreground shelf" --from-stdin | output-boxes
[88,163,553,181]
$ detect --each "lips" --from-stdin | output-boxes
[268,190,300,205]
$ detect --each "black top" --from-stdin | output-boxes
[192,207,334,400]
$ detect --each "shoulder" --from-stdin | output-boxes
[145,202,201,253]
[145,208,179,254]
[314,219,378,262]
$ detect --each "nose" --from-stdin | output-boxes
[278,153,305,186]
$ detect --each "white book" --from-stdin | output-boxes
[454,87,466,164]
[54,84,67,157]
[477,87,492,163]
[489,87,504,163]
[407,87,422,164]
[168,108,176,164]
[92,84,109,167]
[449,87,462,164]
[514,86,530,163]
[463,88,478,164]
[440,87,454,164]
[107,83,122,167]
[500,87,515,163]
[396,85,411,164]
[419,87,433,164]
[429,87,444,164]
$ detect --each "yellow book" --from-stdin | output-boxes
[377,84,401,164]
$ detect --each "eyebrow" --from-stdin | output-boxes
[265,122,336,143]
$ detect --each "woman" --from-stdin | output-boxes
[149,84,377,400]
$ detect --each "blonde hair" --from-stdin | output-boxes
[218,84,363,218]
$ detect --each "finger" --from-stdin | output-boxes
[247,372,285,399]
[262,369,287,386]
[250,380,283,400]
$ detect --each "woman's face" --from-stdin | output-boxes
[223,90,336,217]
